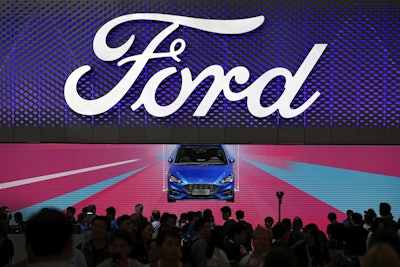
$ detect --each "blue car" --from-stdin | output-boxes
[167,144,235,202]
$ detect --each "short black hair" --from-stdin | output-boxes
[236,210,244,219]
[328,212,337,221]
[351,212,363,225]
[293,217,303,229]
[220,206,231,216]
[152,210,161,220]
[272,223,289,240]
[117,214,131,227]
[106,206,116,216]
[195,218,210,231]
[92,216,111,231]
[25,208,72,256]
[379,202,391,216]
[156,228,181,247]
[86,204,96,213]
[66,206,76,214]
[203,209,213,218]
[264,216,274,224]
[14,211,23,221]
[303,223,319,237]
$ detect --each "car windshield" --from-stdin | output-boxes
[175,146,227,165]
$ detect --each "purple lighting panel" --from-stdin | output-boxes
[0,0,398,141]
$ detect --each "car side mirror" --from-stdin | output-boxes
[168,157,173,163]
[229,157,235,163]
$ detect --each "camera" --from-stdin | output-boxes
[276,191,284,199]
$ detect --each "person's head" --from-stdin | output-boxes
[292,217,303,230]
[379,202,392,217]
[166,213,177,228]
[346,210,353,219]
[203,209,213,220]
[272,223,290,244]
[195,218,212,238]
[135,204,144,215]
[179,212,188,224]
[328,212,337,222]
[220,206,232,221]
[108,230,134,262]
[264,216,274,228]
[106,206,116,219]
[14,211,23,223]
[66,207,76,218]
[91,216,110,240]
[281,218,292,230]
[86,204,96,214]
[351,212,363,225]
[303,223,319,243]
[368,228,400,253]
[25,208,73,263]
[235,210,245,220]
[252,226,272,253]
[187,211,201,223]
[117,214,133,232]
[364,209,377,224]
[156,228,182,263]
[363,243,400,267]
[0,206,11,221]
[228,222,247,244]
[151,210,161,222]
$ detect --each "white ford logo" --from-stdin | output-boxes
[65,13,327,118]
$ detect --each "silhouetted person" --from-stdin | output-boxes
[25,208,74,266]
[105,206,118,230]
[0,226,14,266]
[66,207,77,224]
[377,202,398,235]
[327,212,346,250]
[221,206,235,236]
[13,211,27,233]
[236,210,254,252]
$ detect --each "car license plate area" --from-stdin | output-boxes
[192,189,210,196]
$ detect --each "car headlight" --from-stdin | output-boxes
[220,175,233,184]
[169,175,182,184]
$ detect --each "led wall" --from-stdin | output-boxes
[0,0,399,144]
[2,144,399,232]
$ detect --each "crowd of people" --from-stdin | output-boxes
[0,202,399,267]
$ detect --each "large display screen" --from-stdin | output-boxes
[1,144,399,232]
[0,0,399,143]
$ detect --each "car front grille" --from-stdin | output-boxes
[184,184,219,194]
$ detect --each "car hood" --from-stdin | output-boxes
[170,164,233,182]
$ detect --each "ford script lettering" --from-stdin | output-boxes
[64,13,327,118]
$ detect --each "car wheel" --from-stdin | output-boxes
[227,194,234,202]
